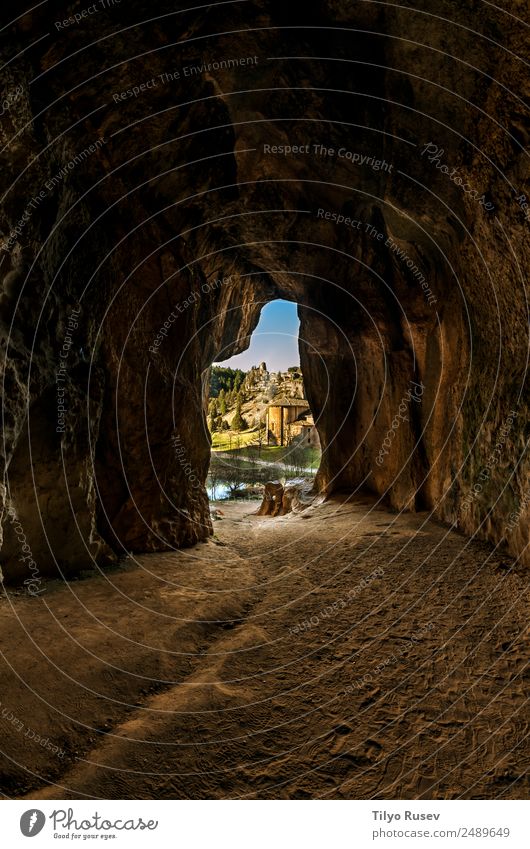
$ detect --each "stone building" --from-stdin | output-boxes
[266,397,320,447]
[292,409,321,448]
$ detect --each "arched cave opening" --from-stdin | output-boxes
[204,298,322,505]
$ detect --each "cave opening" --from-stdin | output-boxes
[205,299,321,504]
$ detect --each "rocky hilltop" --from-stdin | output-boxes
[208,362,305,433]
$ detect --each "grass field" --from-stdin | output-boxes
[210,430,320,469]
[210,429,260,451]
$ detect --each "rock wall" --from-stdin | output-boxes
[0,0,527,581]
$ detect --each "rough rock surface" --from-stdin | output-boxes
[0,0,528,579]
[256,477,314,516]
[256,481,284,517]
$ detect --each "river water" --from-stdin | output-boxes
[207,454,312,501]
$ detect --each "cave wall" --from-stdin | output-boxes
[0,0,528,581]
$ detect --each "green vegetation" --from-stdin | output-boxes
[242,444,320,469]
[231,400,248,431]
[211,429,259,451]
[208,364,320,472]
[210,432,320,469]
[210,366,246,397]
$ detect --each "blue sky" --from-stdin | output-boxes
[215,299,300,371]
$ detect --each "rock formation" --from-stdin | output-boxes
[256,481,285,517]
[0,0,528,581]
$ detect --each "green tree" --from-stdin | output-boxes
[209,366,246,397]
[231,400,248,432]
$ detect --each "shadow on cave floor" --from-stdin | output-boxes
[1,496,527,800]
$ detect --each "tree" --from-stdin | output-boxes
[209,366,246,397]
[208,463,220,501]
[288,440,307,475]
[231,400,248,432]
[256,419,265,457]
[224,455,244,496]
[219,390,227,416]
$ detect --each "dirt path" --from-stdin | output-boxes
[0,495,528,799]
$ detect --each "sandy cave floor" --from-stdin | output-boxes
[0,495,528,800]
